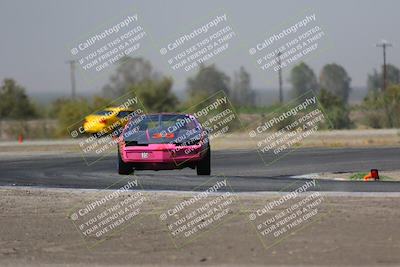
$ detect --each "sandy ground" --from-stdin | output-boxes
[1,187,400,266]
[0,129,399,154]
[213,129,400,150]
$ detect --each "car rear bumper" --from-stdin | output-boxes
[121,143,204,164]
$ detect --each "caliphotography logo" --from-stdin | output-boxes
[157,176,240,249]
[67,176,154,249]
[159,13,236,73]
[248,89,332,166]
[67,90,146,166]
[68,7,148,84]
[246,178,334,250]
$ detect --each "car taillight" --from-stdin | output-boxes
[152,133,162,139]
[99,118,107,124]
[152,133,174,139]
[165,133,174,139]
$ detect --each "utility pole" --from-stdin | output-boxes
[66,60,77,99]
[376,40,392,91]
[277,51,283,103]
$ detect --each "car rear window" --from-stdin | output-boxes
[94,110,113,116]
[116,110,133,118]
[127,114,197,131]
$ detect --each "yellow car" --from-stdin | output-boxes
[83,107,134,135]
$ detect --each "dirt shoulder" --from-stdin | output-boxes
[212,129,400,150]
[0,129,399,155]
[0,187,399,266]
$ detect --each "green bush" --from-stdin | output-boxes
[0,79,37,119]
[55,98,91,137]
[362,84,400,128]
[128,78,178,112]
[318,88,352,129]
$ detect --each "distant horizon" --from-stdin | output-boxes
[1,0,399,96]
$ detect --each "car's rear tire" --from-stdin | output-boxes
[118,148,133,175]
[197,147,211,175]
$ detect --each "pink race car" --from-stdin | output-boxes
[117,113,211,176]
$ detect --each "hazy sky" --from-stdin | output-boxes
[0,0,399,96]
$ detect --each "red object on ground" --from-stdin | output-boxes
[18,134,23,143]
[364,169,379,181]
[370,169,379,179]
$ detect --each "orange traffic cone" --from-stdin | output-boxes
[364,169,379,181]
[18,134,23,144]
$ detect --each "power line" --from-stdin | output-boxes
[65,60,77,99]
[376,39,392,91]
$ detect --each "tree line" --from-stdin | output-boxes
[290,61,400,128]
[1,56,400,133]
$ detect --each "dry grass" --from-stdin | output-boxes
[0,129,399,154]
[212,129,400,150]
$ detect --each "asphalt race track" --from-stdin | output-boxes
[0,147,399,192]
